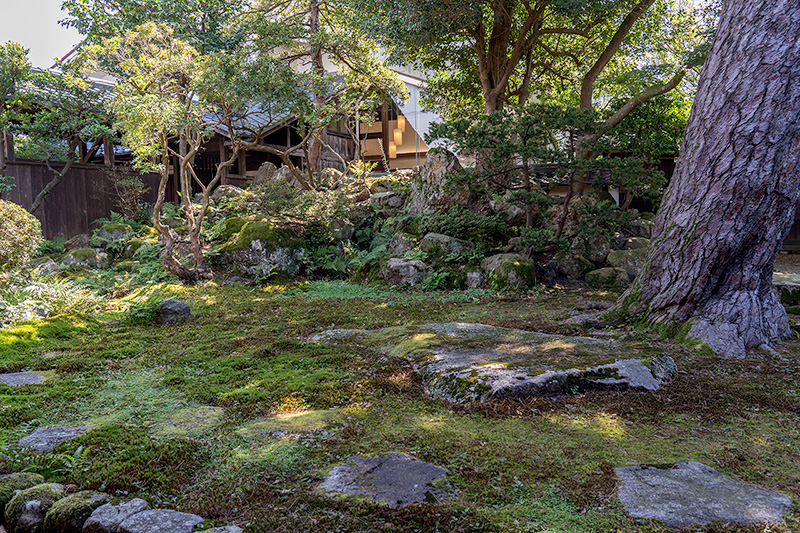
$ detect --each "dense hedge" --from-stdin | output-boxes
[0,199,43,270]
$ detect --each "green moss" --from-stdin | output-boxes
[102,223,132,233]
[218,221,300,252]
[238,410,339,437]
[43,490,108,533]
[489,260,536,290]
[5,483,66,531]
[212,216,247,243]
[69,248,99,261]
[0,472,45,509]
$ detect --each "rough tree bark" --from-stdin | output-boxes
[613,0,800,358]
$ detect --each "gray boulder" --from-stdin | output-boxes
[0,372,46,387]
[5,483,65,533]
[466,271,485,289]
[97,224,134,243]
[83,498,150,533]
[630,218,655,238]
[622,237,650,250]
[616,461,792,528]
[61,248,110,269]
[555,253,594,280]
[204,528,243,533]
[319,452,454,507]
[64,234,91,251]
[29,257,62,276]
[370,192,404,209]
[0,473,45,510]
[481,253,536,290]
[607,248,649,278]
[158,299,192,325]
[118,509,204,533]
[388,233,416,256]
[488,196,528,226]
[406,150,471,215]
[570,233,612,264]
[380,258,430,287]
[586,267,630,287]
[18,425,88,452]
[419,233,475,256]
[216,221,305,278]
[252,161,277,186]
[211,184,245,203]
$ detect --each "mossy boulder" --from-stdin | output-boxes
[216,221,305,278]
[555,252,594,280]
[123,237,158,259]
[570,232,612,264]
[61,248,110,269]
[630,218,655,238]
[586,267,630,287]
[210,216,247,243]
[0,472,45,510]
[42,490,109,533]
[380,258,431,286]
[622,237,650,250]
[97,223,133,243]
[5,482,65,533]
[481,254,536,289]
[607,247,649,278]
[419,233,475,257]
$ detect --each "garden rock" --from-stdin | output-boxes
[388,233,416,256]
[211,184,245,203]
[555,252,593,280]
[536,260,559,285]
[252,162,277,185]
[330,219,355,241]
[97,224,134,243]
[319,452,454,508]
[61,248,110,269]
[419,233,475,256]
[481,254,536,289]
[18,425,88,452]
[0,372,45,387]
[607,248,649,278]
[586,267,630,287]
[204,528,242,533]
[117,509,204,533]
[216,222,305,278]
[622,237,650,250]
[5,483,65,533]
[570,233,611,264]
[82,498,150,533]
[274,166,305,190]
[630,218,655,238]
[158,299,192,325]
[43,490,109,532]
[466,271,485,289]
[380,258,430,286]
[29,257,62,276]
[488,196,527,227]
[0,473,45,510]
[64,234,91,251]
[616,461,792,528]
[405,149,471,215]
[370,192,404,209]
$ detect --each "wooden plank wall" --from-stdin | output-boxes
[3,160,161,239]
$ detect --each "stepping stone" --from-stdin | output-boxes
[83,498,150,533]
[118,509,204,533]
[0,372,45,387]
[18,425,88,452]
[319,452,454,508]
[616,461,792,528]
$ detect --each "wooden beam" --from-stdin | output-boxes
[219,136,229,185]
[103,138,114,168]
[3,131,14,162]
[381,104,390,171]
[238,145,247,177]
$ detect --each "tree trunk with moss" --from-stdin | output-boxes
[614,0,800,358]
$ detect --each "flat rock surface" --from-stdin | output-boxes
[18,425,88,452]
[83,498,150,533]
[118,509,204,533]
[312,323,676,403]
[319,452,454,507]
[0,372,45,386]
[616,461,792,528]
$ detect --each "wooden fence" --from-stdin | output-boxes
[3,159,162,239]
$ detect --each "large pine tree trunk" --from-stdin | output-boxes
[616,0,800,358]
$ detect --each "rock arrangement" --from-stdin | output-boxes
[0,473,241,533]
[312,322,678,403]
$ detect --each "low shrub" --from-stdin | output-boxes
[0,200,43,271]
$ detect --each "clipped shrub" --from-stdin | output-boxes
[0,199,43,270]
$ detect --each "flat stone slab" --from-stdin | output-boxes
[83,498,150,533]
[118,509,204,533]
[319,452,454,507]
[0,372,45,387]
[616,461,793,528]
[18,425,88,452]
[312,323,676,403]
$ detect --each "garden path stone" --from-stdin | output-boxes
[117,509,204,533]
[0,372,45,387]
[18,425,88,452]
[83,498,150,533]
[616,461,792,528]
[158,299,192,325]
[319,452,454,508]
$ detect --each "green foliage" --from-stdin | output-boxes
[38,237,67,257]
[98,166,152,219]
[576,200,636,237]
[121,291,166,325]
[0,199,43,270]
[0,175,15,194]
[0,271,104,327]
[417,207,508,247]
[21,446,91,480]
[420,270,449,291]
[519,227,568,253]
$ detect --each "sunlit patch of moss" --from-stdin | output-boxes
[237,410,340,437]
[155,406,224,438]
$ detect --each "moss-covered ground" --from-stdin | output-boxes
[0,281,797,532]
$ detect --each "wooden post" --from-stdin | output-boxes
[237,146,247,179]
[79,142,87,162]
[3,131,15,162]
[381,104,390,171]
[103,137,114,168]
